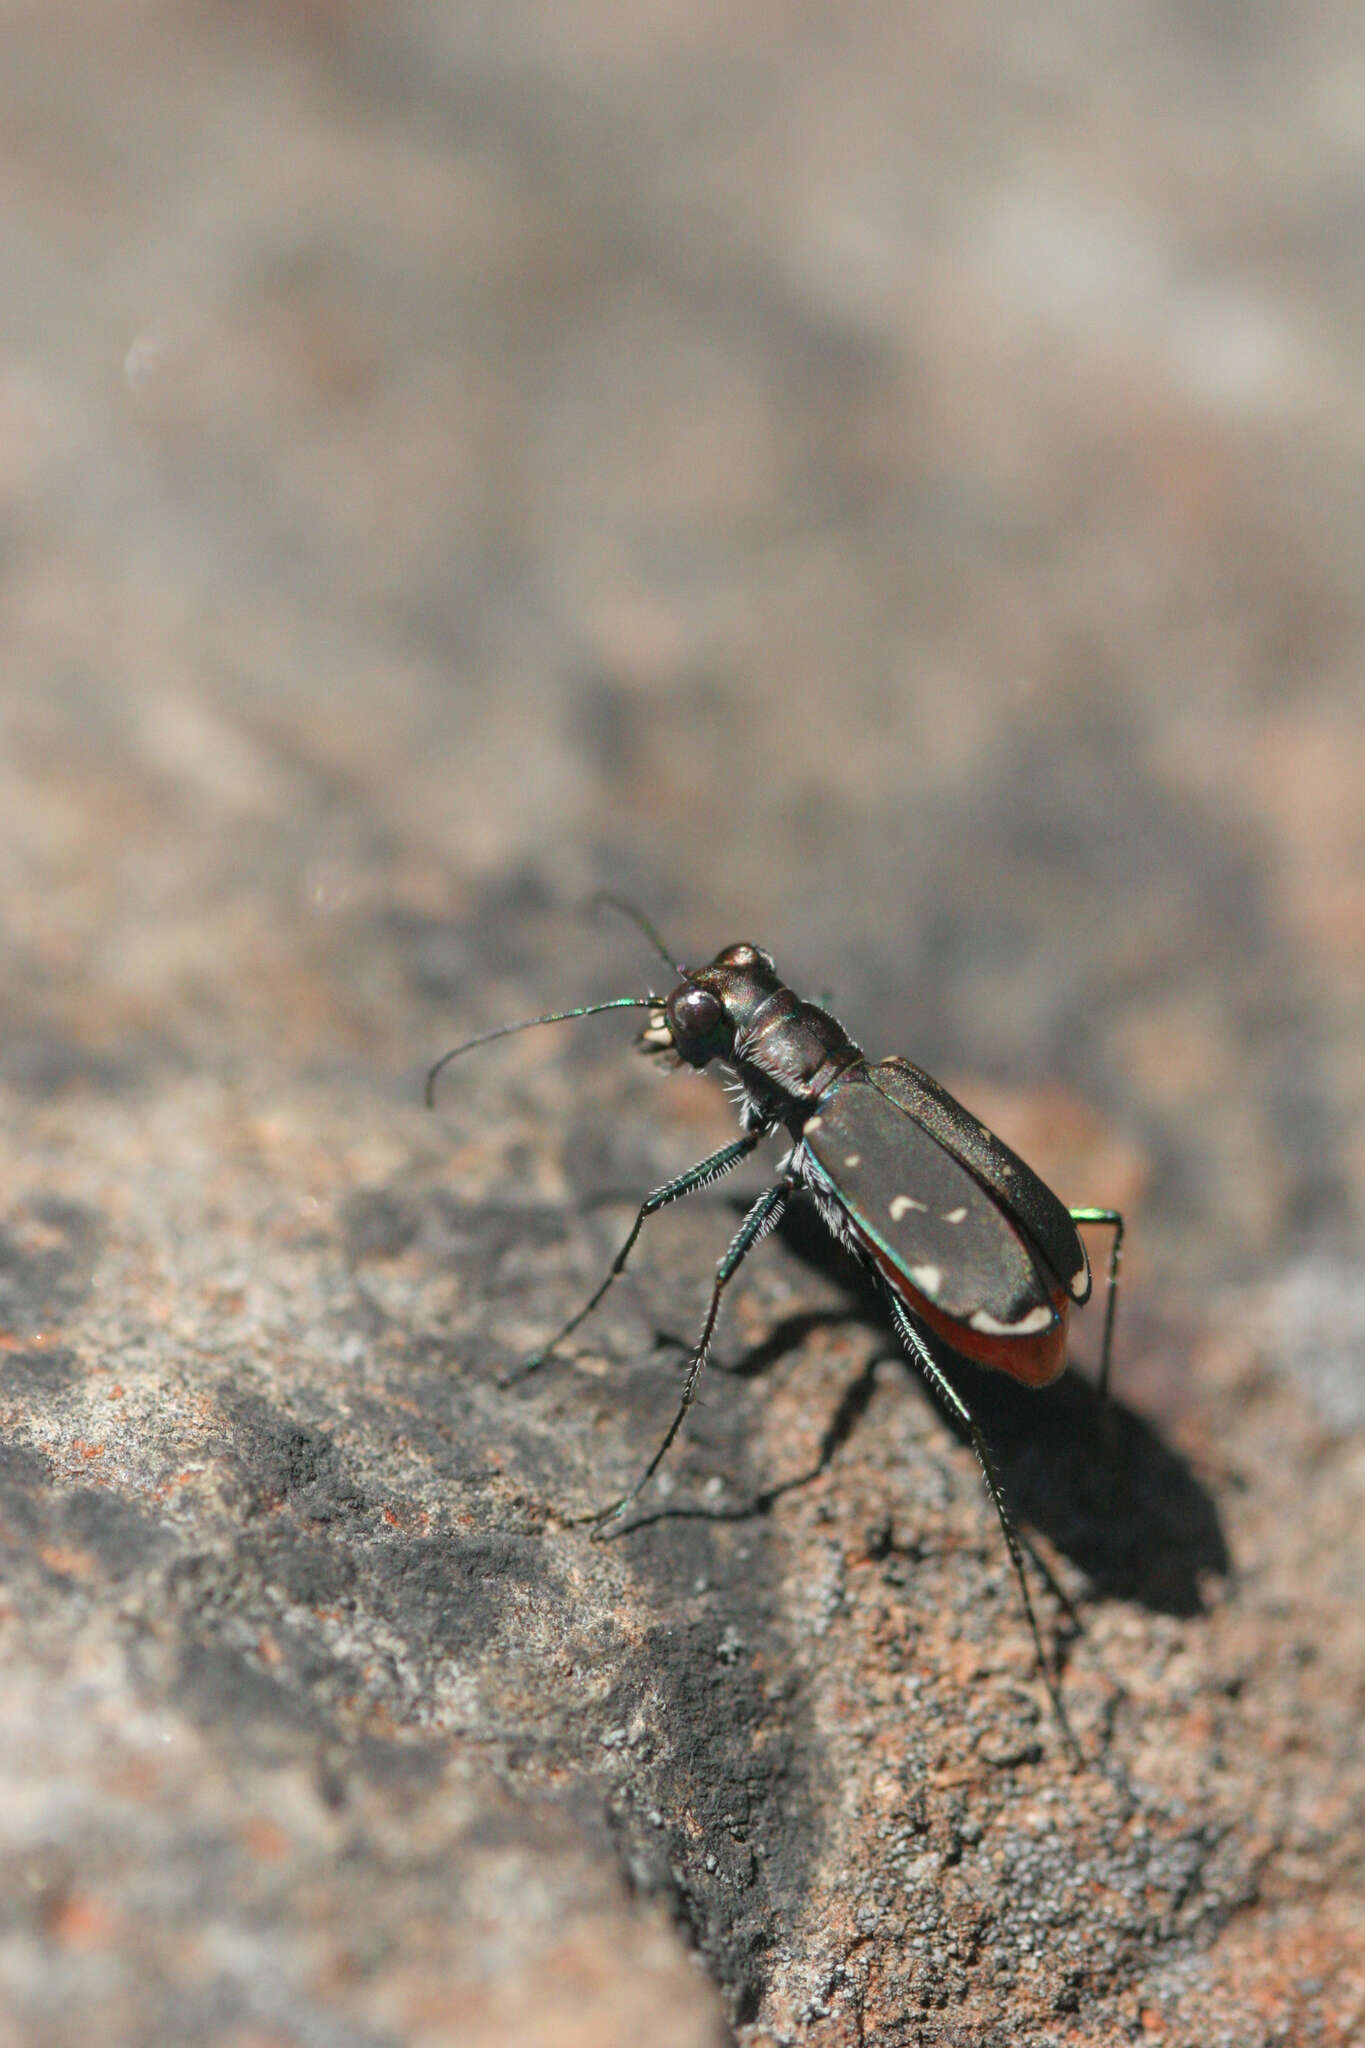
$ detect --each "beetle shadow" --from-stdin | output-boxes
[656,1199,1229,1620]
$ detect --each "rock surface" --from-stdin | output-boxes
[1,4,1362,2043]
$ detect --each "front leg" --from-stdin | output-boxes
[592,1180,790,1529]
[514,1129,766,1378]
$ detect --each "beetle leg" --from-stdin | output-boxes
[512,1129,766,1380]
[1069,1208,1125,1402]
[882,1286,1085,1770]
[591,1181,789,1530]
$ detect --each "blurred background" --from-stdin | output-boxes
[1,5,1363,2044]
[4,3,1362,1288]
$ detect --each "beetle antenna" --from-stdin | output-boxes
[590,892,685,977]
[425,996,661,1108]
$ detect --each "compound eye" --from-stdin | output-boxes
[668,985,726,1063]
[672,986,723,1037]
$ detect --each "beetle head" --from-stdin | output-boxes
[638,942,779,1069]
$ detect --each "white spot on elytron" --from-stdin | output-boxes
[1071,1260,1089,1297]
[909,1264,942,1298]
[805,1114,824,1133]
[968,1305,1053,1337]
[844,1152,861,1168]
[888,1194,926,1220]
[943,1206,967,1225]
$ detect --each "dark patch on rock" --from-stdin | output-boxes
[341,1186,423,1262]
[0,1435,53,1497]
[390,867,557,1007]
[161,1546,264,1641]
[60,1486,168,1582]
[607,1610,815,2024]
[340,1375,502,1489]
[0,1200,101,1336]
[574,674,645,784]
[177,1638,325,1740]
[390,909,476,1009]
[365,1527,552,1658]
[0,1343,78,1395]
[426,1192,569,1273]
[243,1523,359,1610]
[219,1394,372,1523]
[0,1033,134,1099]
[0,1436,54,1548]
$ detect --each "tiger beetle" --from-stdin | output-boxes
[426,898,1124,1764]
